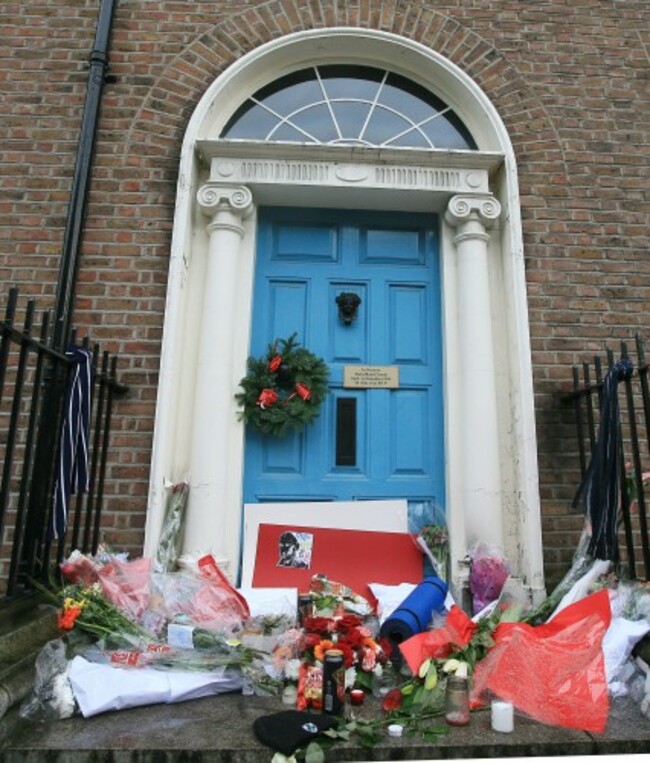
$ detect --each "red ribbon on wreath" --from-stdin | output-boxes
[257,388,279,409]
[295,383,312,401]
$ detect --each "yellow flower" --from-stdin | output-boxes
[63,597,84,610]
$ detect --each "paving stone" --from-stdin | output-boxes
[1,691,648,762]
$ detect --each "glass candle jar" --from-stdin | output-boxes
[445,676,470,726]
[282,683,298,705]
[371,660,398,699]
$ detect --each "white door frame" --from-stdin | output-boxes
[144,29,545,602]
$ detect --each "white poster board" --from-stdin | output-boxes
[240,499,408,587]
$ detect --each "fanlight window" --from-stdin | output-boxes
[221,65,477,150]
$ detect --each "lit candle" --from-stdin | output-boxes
[350,689,365,705]
[491,700,514,732]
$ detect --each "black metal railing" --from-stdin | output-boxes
[568,335,650,580]
[0,287,127,599]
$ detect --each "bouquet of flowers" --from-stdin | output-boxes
[416,524,449,582]
[54,581,155,647]
[296,614,391,709]
[308,573,373,617]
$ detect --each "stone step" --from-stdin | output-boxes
[0,595,58,719]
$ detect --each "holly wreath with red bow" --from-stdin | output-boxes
[236,333,330,437]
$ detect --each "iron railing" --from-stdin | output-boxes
[568,335,650,580]
[0,287,127,599]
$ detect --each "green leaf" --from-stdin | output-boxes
[422,726,447,742]
[412,685,425,705]
[358,728,382,748]
[354,671,373,690]
[304,742,325,763]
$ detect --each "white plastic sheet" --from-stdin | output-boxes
[237,587,298,619]
[602,617,650,694]
[68,656,243,717]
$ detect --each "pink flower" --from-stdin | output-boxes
[273,644,293,670]
[361,647,377,672]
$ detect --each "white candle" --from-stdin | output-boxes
[491,700,514,732]
[281,684,297,705]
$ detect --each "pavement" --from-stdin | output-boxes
[1,687,649,762]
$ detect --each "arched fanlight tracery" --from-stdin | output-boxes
[221,65,477,150]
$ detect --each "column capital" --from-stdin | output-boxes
[197,182,254,224]
[445,194,501,230]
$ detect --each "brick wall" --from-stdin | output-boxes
[1,0,648,589]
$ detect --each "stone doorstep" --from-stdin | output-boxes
[0,693,648,762]
[0,601,58,672]
[0,598,58,719]
[1,600,649,759]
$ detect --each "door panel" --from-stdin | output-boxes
[243,207,444,509]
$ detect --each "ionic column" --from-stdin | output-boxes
[184,183,253,572]
[445,194,503,551]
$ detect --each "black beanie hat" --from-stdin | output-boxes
[253,710,338,756]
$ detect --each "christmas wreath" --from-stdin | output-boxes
[236,334,330,437]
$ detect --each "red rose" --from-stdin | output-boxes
[382,688,403,712]
[339,628,364,649]
[337,614,363,631]
[303,616,335,634]
[269,354,282,373]
[334,641,355,669]
[295,383,311,401]
[256,388,279,408]
[302,632,321,649]
[378,637,393,659]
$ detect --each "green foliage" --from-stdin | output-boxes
[235,334,330,437]
[304,741,326,763]
[447,606,500,668]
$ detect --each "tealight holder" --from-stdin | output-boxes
[350,689,365,706]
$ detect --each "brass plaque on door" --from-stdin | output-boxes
[343,365,399,389]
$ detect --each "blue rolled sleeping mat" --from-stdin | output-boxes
[379,576,448,666]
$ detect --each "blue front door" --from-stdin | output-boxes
[243,207,444,511]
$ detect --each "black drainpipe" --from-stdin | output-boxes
[19,0,118,585]
[52,0,118,352]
